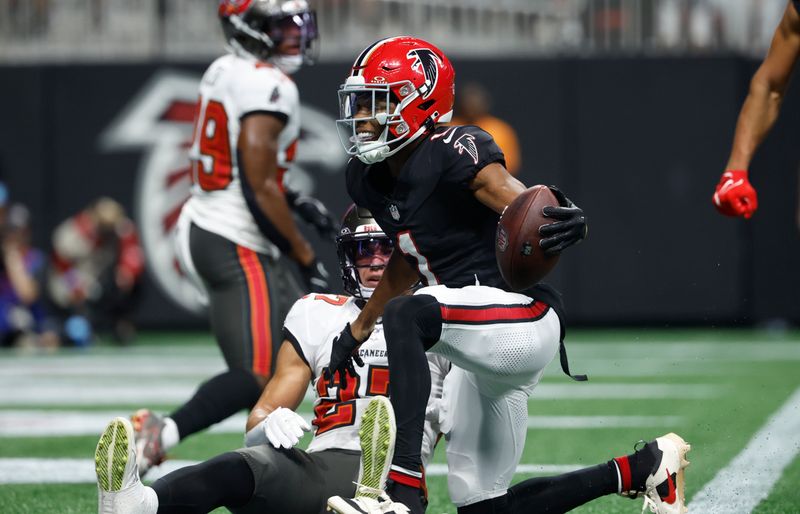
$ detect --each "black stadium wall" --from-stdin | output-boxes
[1,57,799,328]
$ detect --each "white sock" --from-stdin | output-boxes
[142,486,159,512]
[161,417,180,451]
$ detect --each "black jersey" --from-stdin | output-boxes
[347,125,507,289]
[795,0,800,14]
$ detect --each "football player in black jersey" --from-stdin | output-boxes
[713,0,800,220]
[325,37,690,514]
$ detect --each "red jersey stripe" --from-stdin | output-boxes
[440,301,549,325]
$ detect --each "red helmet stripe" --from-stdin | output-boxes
[351,36,403,76]
[218,0,253,17]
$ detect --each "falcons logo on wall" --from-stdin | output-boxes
[99,70,344,314]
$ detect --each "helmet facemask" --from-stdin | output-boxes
[336,206,393,299]
[336,76,433,165]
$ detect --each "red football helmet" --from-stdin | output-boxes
[336,36,455,164]
[218,0,318,73]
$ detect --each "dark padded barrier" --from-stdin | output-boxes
[1,57,798,327]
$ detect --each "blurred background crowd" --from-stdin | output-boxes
[0,0,791,60]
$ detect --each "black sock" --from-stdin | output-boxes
[383,294,442,472]
[386,477,427,514]
[151,452,254,513]
[613,440,661,493]
[458,494,510,514]
[506,462,618,514]
[170,368,262,440]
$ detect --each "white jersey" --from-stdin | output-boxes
[183,52,300,256]
[284,293,449,460]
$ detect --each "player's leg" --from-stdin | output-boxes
[231,446,360,514]
[148,452,255,513]
[133,224,267,474]
[380,293,442,512]
[498,433,690,514]
[420,284,557,512]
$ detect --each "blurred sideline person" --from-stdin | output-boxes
[450,82,521,175]
[95,206,449,514]
[1,203,57,349]
[713,0,800,220]
[48,197,143,344]
[131,0,335,477]
[326,36,689,514]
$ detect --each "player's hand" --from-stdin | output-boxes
[324,323,365,388]
[425,398,452,436]
[712,170,758,219]
[539,186,588,255]
[299,259,331,293]
[286,190,339,240]
[246,407,311,449]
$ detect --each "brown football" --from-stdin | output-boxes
[495,185,561,290]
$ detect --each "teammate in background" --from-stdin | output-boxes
[450,82,522,176]
[95,207,449,514]
[713,0,800,220]
[327,37,690,514]
[131,0,336,477]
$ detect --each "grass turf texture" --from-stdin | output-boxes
[1,328,799,513]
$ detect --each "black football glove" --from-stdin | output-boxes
[300,259,331,293]
[539,185,588,255]
[286,190,338,241]
[324,323,365,388]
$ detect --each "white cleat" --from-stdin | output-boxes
[641,433,692,514]
[95,417,158,514]
[327,490,410,514]
[356,396,397,497]
[328,396,406,514]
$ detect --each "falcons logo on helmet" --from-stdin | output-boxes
[100,70,344,314]
[406,48,441,100]
[454,133,479,165]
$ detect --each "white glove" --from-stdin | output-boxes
[246,407,311,449]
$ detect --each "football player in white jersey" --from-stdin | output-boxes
[131,0,337,477]
[95,206,449,514]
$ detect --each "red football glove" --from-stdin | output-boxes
[712,170,758,219]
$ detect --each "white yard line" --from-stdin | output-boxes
[688,386,800,514]
[0,411,684,437]
[0,383,722,407]
[0,458,584,484]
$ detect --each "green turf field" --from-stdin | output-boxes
[1,328,799,513]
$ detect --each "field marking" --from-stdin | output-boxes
[0,458,583,484]
[0,411,684,437]
[0,382,721,407]
[688,386,800,513]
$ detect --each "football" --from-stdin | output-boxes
[495,185,561,290]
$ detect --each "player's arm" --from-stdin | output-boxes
[244,340,312,448]
[327,251,418,381]
[350,250,419,340]
[714,1,800,218]
[470,161,526,213]
[239,113,315,267]
[470,162,587,254]
[727,2,800,171]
